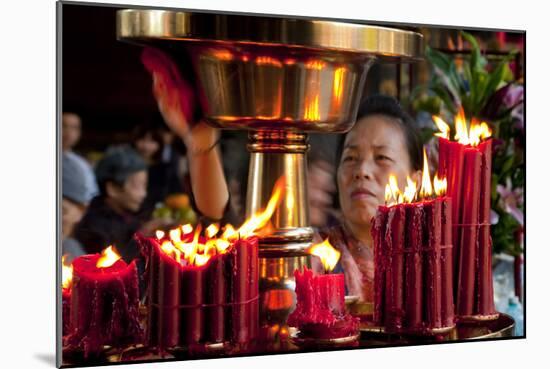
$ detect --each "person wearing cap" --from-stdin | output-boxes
[62,152,96,262]
[62,112,99,201]
[74,145,149,263]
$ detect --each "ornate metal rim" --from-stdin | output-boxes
[117,9,424,59]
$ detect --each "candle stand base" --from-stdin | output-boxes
[458,313,500,323]
[290,330,360,348]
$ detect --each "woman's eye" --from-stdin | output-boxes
[343,155,356,162]
[376,155,392,162]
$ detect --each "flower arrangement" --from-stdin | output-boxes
[412,31,524,256]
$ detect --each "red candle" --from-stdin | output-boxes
[477,139,496,316]
[61,255,73,337]
[231,237,254,345]
[404,203,424,331]
[440,197,455,327]
[288,266,358,339]
[204,253,226,343]
[289,239,359,339]
[385,205,406,330]
[62,288,71,337]
[438,137,465,290]
[424,199,442,329]
[456,149,482,316]
[372,206,389,326]
[64,248,143,358]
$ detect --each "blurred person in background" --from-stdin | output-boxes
[74,145,163,264]
[131,119,188,219]
[62,112,99,201]
[62,153,96,262]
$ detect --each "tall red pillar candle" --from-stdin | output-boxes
[230,237,253,344]
[248,236,260,341]
[438,138,465,290]
[456,149,482,316]
[66,253,143,358]
[477,139,496,316]
[204,253,226,343]
[372,205,389,326]
[385,205,406,330]
[404,203,424,331]
[440,197,455,327]
[179,265,204,345]
[424,199,442,329]
[156,243,181,348]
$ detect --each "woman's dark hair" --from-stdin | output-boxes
[336,95,423,171]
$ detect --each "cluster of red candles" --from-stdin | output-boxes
[63,246,143,358]
[135,176,286,350]
[136,224,259,350]
[434,109,497,320]
[288,239,359,339]
[372,150,455,334]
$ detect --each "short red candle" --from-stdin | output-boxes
[62,288,71,337]
[440,197,455,327]
[424,199,442,329]
[404,203,424,331]
[64,254,143,358]
[288,266,358,339]
[385,205,406,330]
[372,206,389,326]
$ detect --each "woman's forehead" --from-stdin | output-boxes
[344,115,406,150]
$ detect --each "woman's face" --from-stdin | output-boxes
[337,115,415,228]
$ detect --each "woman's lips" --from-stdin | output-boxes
[350,188,376,200]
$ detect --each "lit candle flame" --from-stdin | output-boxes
[62,255,73,290]
[156,230,165,240]
[206,223,220,239]
[96,245,121,268]
[403,176,417,203]
[419,148,433,198]
[181,223,193,235]
[434,174,448,197]
[308,239,341,272]
[433,107,492,146]
[432,115,450,140]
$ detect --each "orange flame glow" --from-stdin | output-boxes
[237,176,286,238]
[434,174,448,197]
[308,239,341,272]
[96,245,121,268]
[433,107,492,146]
[154,177,286,266]
[206,223,220,239]
[419,148,433,198]
[62,255,73,290]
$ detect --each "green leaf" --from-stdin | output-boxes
[426,47,464,97]
[480,54,515,110]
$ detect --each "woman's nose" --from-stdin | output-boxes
[353,159,374,180]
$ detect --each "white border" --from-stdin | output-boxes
[0,1,544,368]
